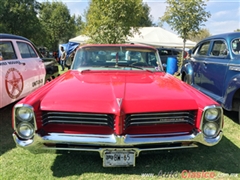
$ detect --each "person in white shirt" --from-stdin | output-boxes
[60,46,66,71]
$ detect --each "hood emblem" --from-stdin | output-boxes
[116,98,123,107]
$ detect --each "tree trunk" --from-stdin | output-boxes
[176,38,186,74]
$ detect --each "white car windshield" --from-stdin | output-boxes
[71,46,163,71]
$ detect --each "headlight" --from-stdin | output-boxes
[17,122,34,139]
[16,107,33,121]
[203,122,218,137]
[205,108,219,121]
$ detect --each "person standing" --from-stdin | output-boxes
[60,46,66,71]
[66,48,76,70]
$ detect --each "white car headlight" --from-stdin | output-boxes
[205,108,219,121]
[16,107,33,121]
[203,122,218,137]
[17,123,34,139]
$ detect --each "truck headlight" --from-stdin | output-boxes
[203,122,218,137]
[16,107,33,121]
[204,108,219,121]
[17,122,34,139]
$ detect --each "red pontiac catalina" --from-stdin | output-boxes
[12,44,223,167]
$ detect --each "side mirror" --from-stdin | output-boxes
[188,49,192,58]
[188,49,192,55]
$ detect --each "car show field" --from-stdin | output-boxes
[1,39,239,179]
[0,93,239,180]
[1,0,240,178]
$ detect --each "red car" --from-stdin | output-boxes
[12,44,223,167]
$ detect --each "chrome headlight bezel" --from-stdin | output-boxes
[204,108,219,121]
[16,107,33,121]
[13,104,37,139]
[201,105,223,138]
[203,122,218,137]
[17,122,35,139]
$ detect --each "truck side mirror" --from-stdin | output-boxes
[188,49,192,58]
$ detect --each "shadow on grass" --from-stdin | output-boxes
[224,109,239,125]
[51,135,240,177]
[0,103,16,156]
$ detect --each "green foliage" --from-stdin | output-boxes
[188,28,211,42]
[82,0,146,44]
[74,15,85,35]
[161,0,211,40]
[38,1,76,50]
[0,0,80,50]
[161,0,211,70]
[234,29,240,32]
[0,0,44,44]
[138,3,153,27]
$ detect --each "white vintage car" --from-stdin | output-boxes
[0,33,46,108]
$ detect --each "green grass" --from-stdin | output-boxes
[0,71,240,180]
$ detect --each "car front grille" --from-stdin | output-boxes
[125,111,196,129]
[42,112,115,129]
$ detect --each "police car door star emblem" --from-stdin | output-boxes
[5,68,24,99]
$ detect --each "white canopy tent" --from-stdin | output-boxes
[127,27,196,48]
[69,35,89,44]
[69,27,196,48]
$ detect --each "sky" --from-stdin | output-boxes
[39,0,240,36]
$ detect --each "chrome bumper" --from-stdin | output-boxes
[13,131,223,157]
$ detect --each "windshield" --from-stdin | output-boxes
[71,46,163,71]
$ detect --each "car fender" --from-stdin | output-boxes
[223,74,240,111]
[181,60,194,84]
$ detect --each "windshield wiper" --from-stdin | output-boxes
[80,69,91,73]
[103,64,153,73]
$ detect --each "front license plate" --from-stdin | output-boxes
[103,151,135,167]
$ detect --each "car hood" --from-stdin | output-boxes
[39,70,217,113]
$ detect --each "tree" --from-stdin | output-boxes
[160,0,211,70]
[234,29,240,32]
[138,3,153,27]
[0,0,44,44]
[82,0,145,44]
[38,1,76,50]
[188,28,211,42]
[74,15,85,35]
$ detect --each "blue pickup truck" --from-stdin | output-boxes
[181,32,240,124]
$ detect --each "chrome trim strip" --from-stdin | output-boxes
[13,130,223,156]
[228,64,240,67]
[203,61,227,65]
[229,66,240,72]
